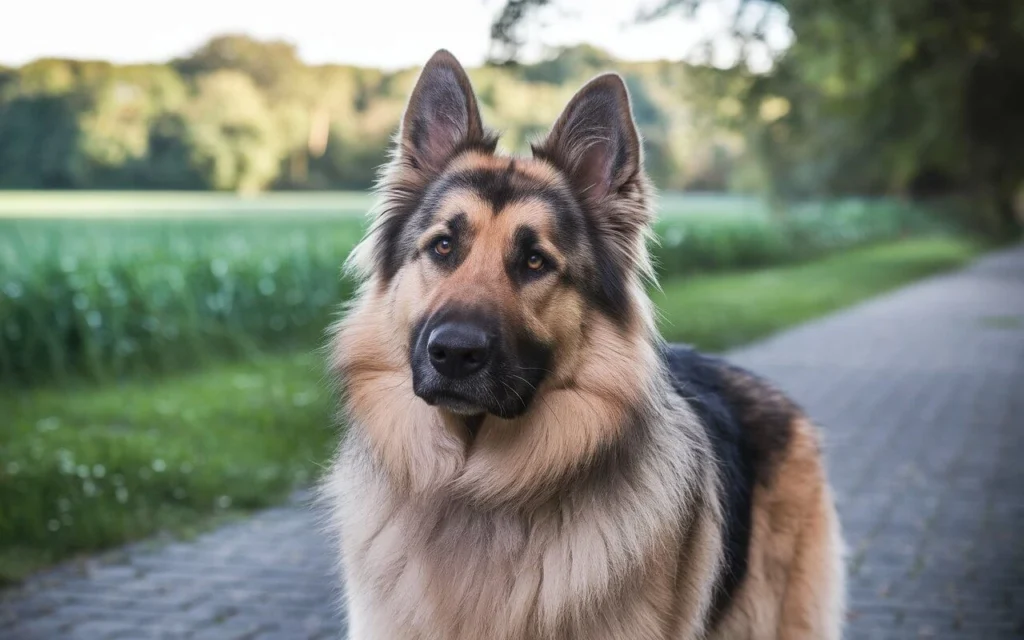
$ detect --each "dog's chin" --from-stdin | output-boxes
[416,389,485,416]
[434,395,486,416]
[415,388,532,420]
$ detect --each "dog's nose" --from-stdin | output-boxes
[427,322,493,378]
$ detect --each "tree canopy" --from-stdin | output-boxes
[0,37,753,193]
[495,0,1024,235]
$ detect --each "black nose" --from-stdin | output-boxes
[427,322,493,378]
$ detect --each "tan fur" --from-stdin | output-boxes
[447,151,563,185]
[711,421,846,639]
[322,51,845,639]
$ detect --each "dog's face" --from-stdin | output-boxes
[403,159,585,419]
[357,50,650,420]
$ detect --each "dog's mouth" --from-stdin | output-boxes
[420,391,486,416]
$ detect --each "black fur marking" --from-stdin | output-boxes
[502,328,553,415]
[520,154,633,326]
[376,206,414,284]
[377,159,633,326]
[544,187,585,255]
[378,164,564,282]
[506,225,552,285]
[584,221,632,324]
[447,211,468,237]
[533,182,633,325]
[464,414,485,438]
[450,166,527,213]
[715,360,799,486]
[410,304,552,420]
[660,344,797,626]
[428,212,471,272]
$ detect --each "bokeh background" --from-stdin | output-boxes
[1,0,1021,585]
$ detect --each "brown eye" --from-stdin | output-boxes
[434,237,453,256]
[526,253,544,271]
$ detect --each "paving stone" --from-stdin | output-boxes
[2,244,1023,638]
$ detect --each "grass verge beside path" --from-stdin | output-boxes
[653,237,981,350]
[0,352,334,585]
[0,236,982,584]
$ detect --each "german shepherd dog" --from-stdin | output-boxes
[323,50,846,639]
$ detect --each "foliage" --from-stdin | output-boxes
[0,351,333,584]
[0,192,949,387]
[493,0,1024,237]
[741,0,1024,237]
[181,71,285,192]
[0,38,750,193]
[0,236,980,583]
[0,212,362,387]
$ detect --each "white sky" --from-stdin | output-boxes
[0,0,790,69]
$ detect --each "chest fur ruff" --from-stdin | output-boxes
[325,420,720,640]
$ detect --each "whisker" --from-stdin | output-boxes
[500,379,527,409]
[508,373,538,393]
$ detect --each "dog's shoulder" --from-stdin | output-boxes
[660,342,801,619]
[661,343,799,483]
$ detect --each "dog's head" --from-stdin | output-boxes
[348,50,653,421]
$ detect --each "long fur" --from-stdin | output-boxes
[320,50,845,640]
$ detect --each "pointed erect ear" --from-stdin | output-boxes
[399,50,486,174]
[534,73,641,203]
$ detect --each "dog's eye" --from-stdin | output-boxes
[526,253,545,271]
[434,237,453,256]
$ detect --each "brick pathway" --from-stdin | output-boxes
[2,245,1023,640]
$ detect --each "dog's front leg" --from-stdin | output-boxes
[671,491,725,639]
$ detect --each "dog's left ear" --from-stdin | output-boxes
[534,73,641,205]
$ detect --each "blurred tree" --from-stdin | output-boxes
[142,112,204,188]
[0,36,746,195]
[0,65,14,98]
[517,44,616,84]
[173,35,303,93]
[77,66,190,186]
[182,70,284,193]
[0,94,84,187]
[493,0,1024,236]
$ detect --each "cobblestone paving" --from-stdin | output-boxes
[2,246,1023,639]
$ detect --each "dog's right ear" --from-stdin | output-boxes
[399,50,487,175]
[534,73,641,206]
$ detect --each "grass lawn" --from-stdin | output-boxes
[0,352,335,585]
[0,236,982,584]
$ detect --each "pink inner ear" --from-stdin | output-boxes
[404,63,477,174]
[575,139,615,200]
[422,111,466,171]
